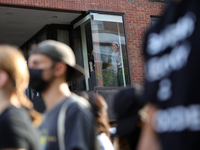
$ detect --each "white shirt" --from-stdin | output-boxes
[97,133,114,150]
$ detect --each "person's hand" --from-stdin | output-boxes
[90,69,94,72]
[117,62,122,67]
[137,105,161,150]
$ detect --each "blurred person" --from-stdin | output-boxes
[89,50,95,72]
[32,94,46,113]
[137,0,200,150]
[79,92,114,150]
[28,40,97,150]
[113,87,144,150]
[111,42,124,87]
[88,50,97,89]
[0,45,41,150]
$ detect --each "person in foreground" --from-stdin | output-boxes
[113,87,144,150]
[79,92,114,150]
[28,40,97,150]
[137,0,200,150]
[0,45,41,150]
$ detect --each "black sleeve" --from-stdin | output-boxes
[0,115,28,149]
[88,56,91,62]
[0,108,40,150]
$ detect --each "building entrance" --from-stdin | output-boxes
[0,6,131,120]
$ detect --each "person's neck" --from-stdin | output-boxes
[42,80,71,111]
[0,90,12,115]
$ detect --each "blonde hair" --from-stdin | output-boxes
[0,45,41,126]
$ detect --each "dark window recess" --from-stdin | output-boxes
[151,17,161,27]
[85,22,96,91]
[20,24,74,100]
[69,26,86,92]
[20,24,71,56]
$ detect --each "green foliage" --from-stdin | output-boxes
[102,69,114,87]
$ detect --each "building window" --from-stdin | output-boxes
[151,17,161,27]
[73,12,131,90]
[90,13,131,88]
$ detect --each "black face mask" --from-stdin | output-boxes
[29,69,50,92]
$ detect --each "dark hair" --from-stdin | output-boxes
[79,92,111,137]
[113,86,143,150]
[50,57,72,82]
[118,136,131,150]
[90,50,94,61]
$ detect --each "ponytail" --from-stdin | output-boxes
[15,87,42,127]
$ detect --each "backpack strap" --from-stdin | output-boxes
[57,99,73,150]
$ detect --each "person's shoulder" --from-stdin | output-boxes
[66,93,93,117]
[2,106,27,119]
[11,106,30,118]
[0,106,32,131]
[4,106,31,125]
[68,93,91,109]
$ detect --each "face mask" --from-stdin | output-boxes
[29,69,51,92]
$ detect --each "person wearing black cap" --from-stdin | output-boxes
[28,40,97,150]
[113,87,144,150]
[111,42,124,87]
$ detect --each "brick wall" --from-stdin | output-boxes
[0,0,165,85]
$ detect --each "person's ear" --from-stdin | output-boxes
[54,62,67,78]
[0,70,9,88]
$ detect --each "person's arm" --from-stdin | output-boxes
[89,61,94,72]
[137,105,161,150]
[113,137,119,150]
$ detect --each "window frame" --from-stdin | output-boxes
[72,10,133,89]
[88,10,132,88]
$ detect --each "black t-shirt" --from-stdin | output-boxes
[0,106,40,150]
[143,0,200,150]
[32,96,46,113]
[39,93,96,150]
[128,127,141,150]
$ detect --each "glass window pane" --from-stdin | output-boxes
[57,29,69,45]
[90,13,130,87]
[70,26,86,91]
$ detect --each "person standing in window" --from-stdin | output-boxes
[89,50,97,89]
[89,50,95,72]
[0,45,41,150]
[111,42,124,87]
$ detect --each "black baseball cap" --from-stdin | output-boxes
[113,87,144,136]
[29,40,85,82]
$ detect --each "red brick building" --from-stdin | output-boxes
[0,0,165,118]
